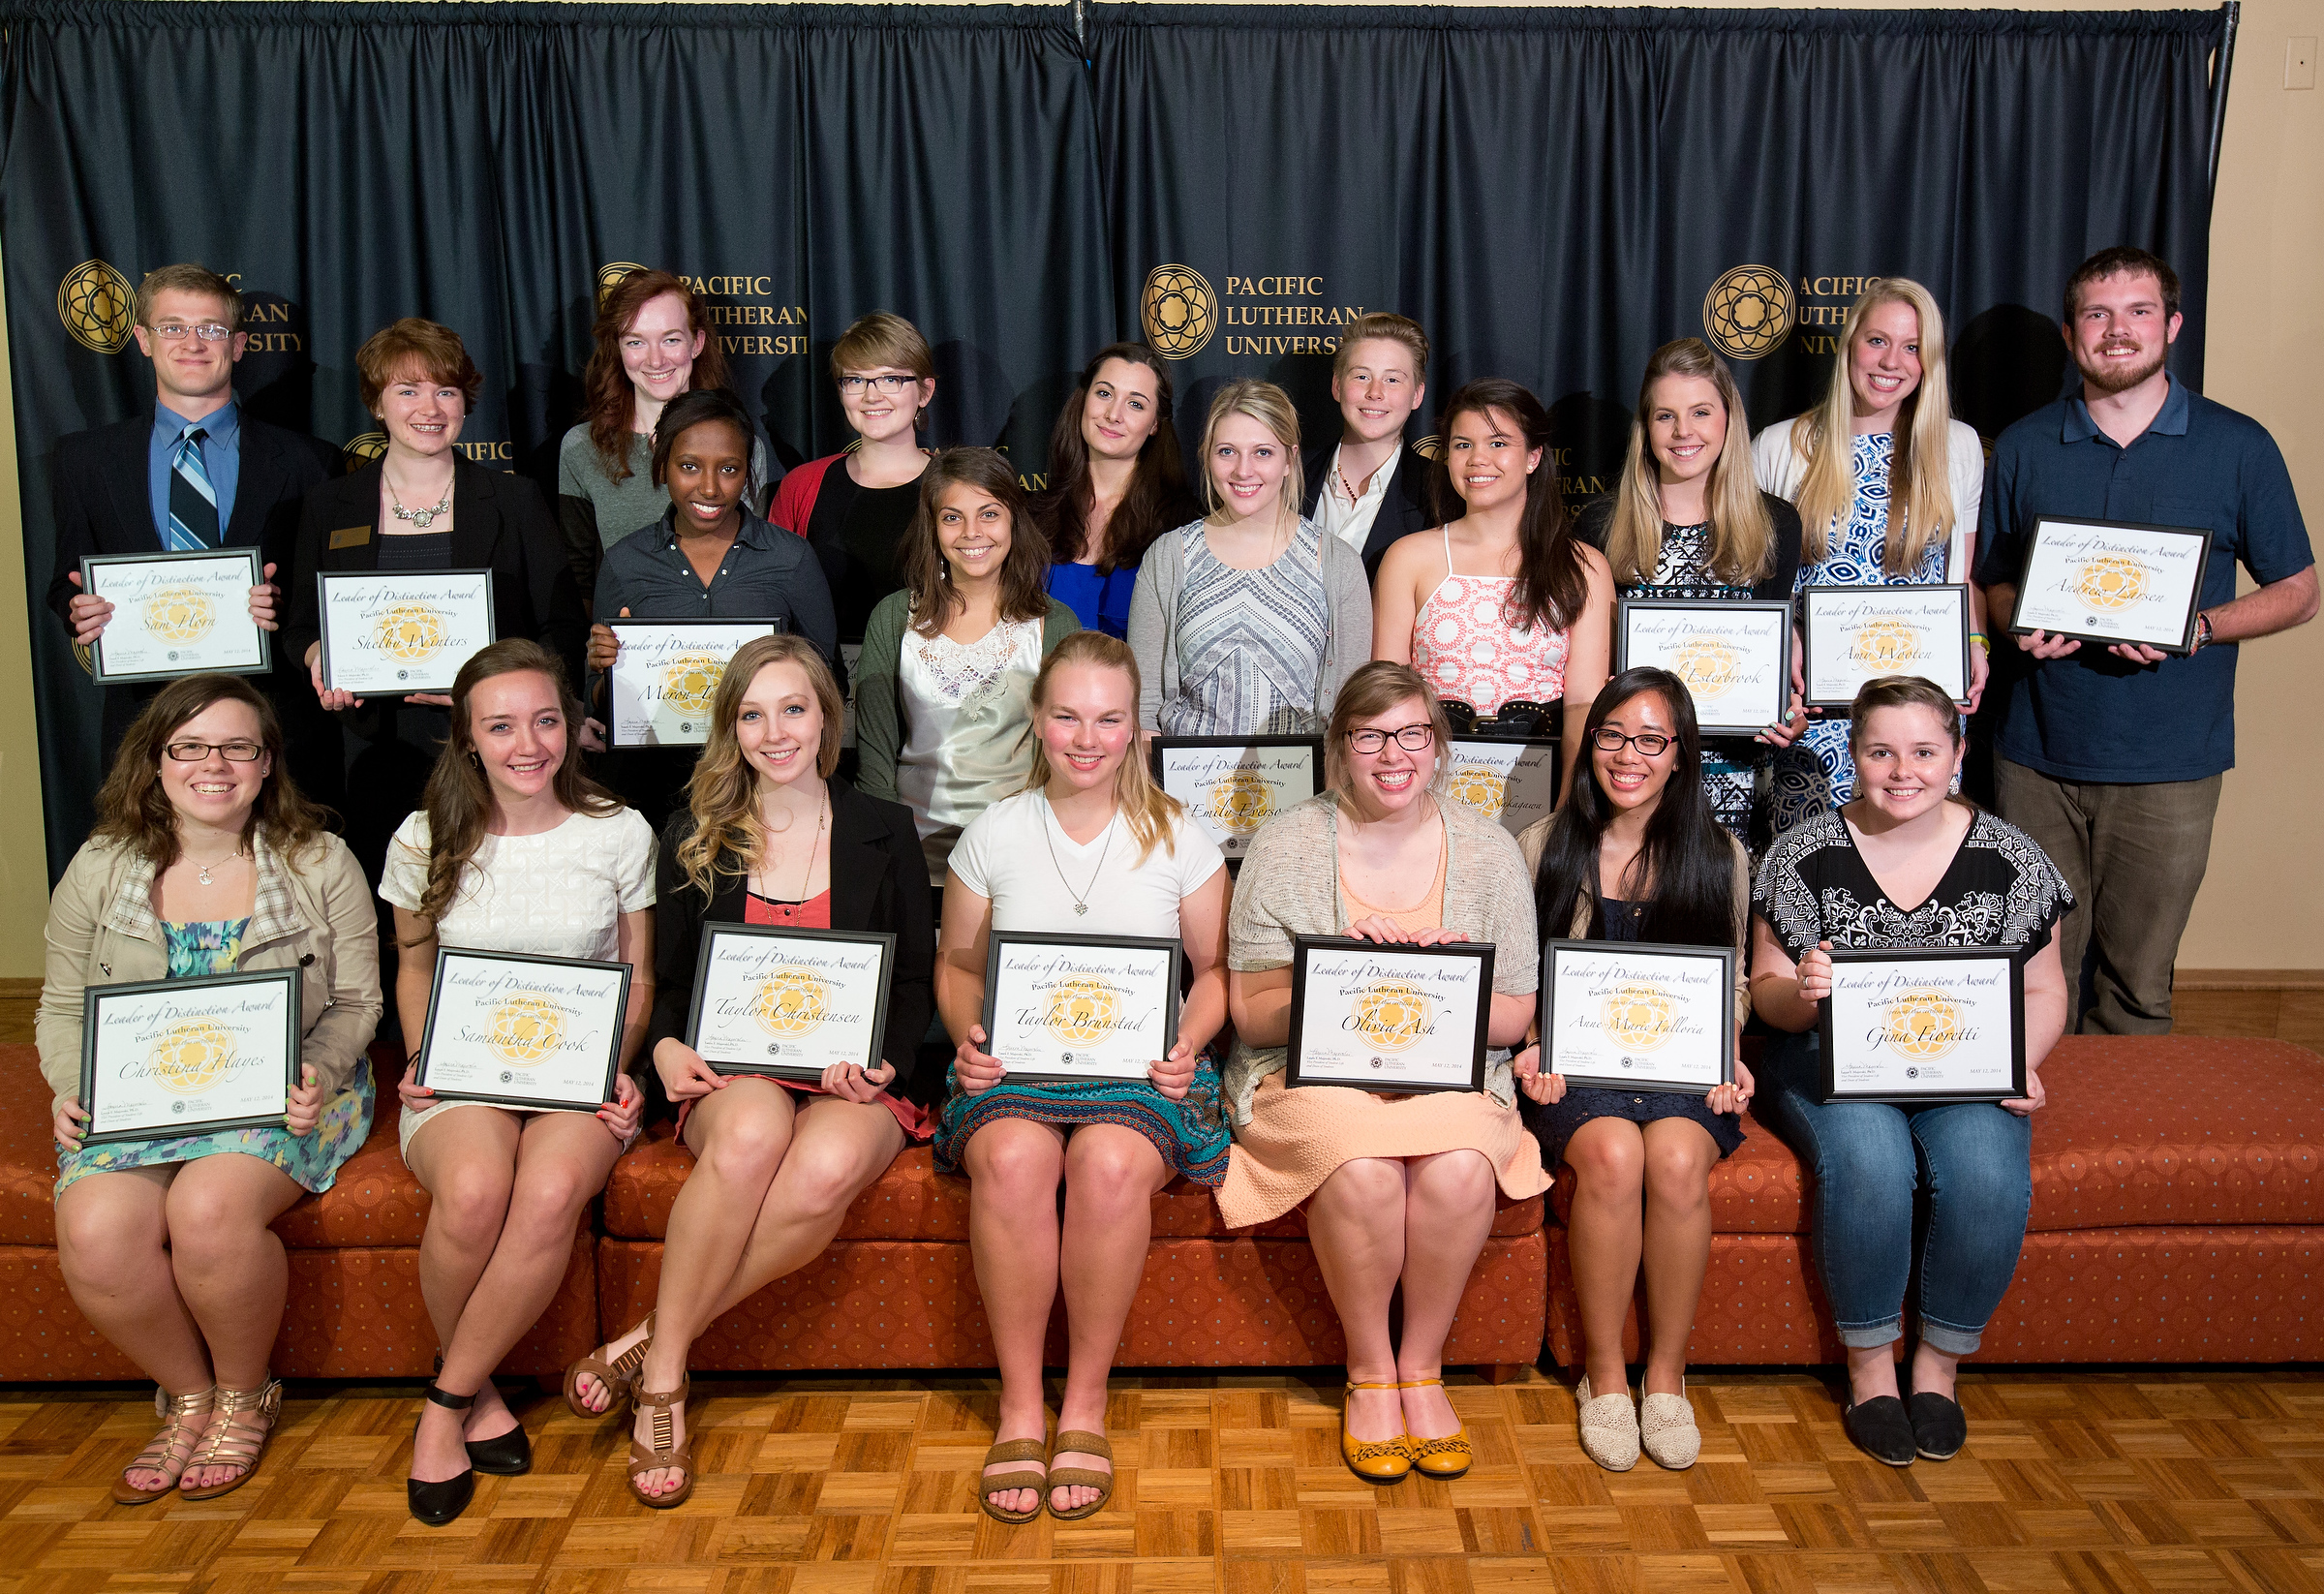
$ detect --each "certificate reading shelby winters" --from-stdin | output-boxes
[319,568,496,694]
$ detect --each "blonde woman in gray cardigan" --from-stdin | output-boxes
[1128,381,1370,734]
[1223,662,1545,1487]
[40,676,381,1505]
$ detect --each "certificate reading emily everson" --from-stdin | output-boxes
[414,949,628,1111]
[317,568,497,695]
[688,925,895,1081]
[1285,936,1492,1094]
[1818,947,2026,1105]
[78,969,300,1145]
[981,933,1180,1086]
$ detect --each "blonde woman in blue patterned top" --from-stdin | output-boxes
[39,675,381,1505]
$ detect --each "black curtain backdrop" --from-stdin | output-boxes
[2,1,2229,876]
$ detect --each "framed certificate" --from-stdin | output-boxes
[1149,736,1323,862]
[608,619,782,748]
[1615,598,1793,736]
[1818,946,2026,1105]
[82,548,272,685]
[318,568,497,694]
[1539,940,1734,1092]
[1445,737,1560,841]
[980,933,1181,1085]
[1799,585,1973,709]
[686,924,895,1081]
[77,968,300,1146]
[413,949,629,1111]
[2008,516,2213,653]
[1285,936,1493,1094]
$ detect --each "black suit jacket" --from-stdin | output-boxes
[648,781,939,1105]
[1300,440,1440,579]
[282,455,589,687]
[46,408,336,624]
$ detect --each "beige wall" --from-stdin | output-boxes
[2,0,2316,977]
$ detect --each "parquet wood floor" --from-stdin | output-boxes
[3,1368,2322,1594]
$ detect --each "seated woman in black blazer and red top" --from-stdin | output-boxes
[561,634,933,1510]
[280,319,586,884]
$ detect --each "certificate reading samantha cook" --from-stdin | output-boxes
[1285,936,1492,1094]
[687,924,895,1081]
[83,548,271,685]
[1817,946,2026,1105]
[980,933,1181,1086]
[78,968,300,1145]
[317,568,497,695]
[414,949,629,1111]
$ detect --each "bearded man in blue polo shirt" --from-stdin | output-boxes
[1976,246,2317,1035]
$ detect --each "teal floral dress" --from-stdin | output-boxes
[54,918,377,1196]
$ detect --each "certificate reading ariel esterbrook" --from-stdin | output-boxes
[688,925,895,1081]
[318,568,496,695]
[415,949,628,1111]
[84,548,271,684]
[78,969,300,1146]
[1616,598,1792,736]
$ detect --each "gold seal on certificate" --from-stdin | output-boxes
[1149,737,1322,861]
[686,925,895,1080]
[317,568,497,694]
[2009,516,2213,653]
[1285,936,1492,1094]
[414,949,629,1110]
[1445,737,1561,840]
[1539,941,1733,1092]
[77,969,300,1145]
[608,619,781,748]
[1615,598,1793,735]
[1800,585,1972,708]
[82,548,272,684]
[980,933,1181,1085]
[1818,947,2026,1104]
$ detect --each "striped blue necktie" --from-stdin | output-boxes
[166,426,221,551]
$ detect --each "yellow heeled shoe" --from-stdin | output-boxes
[1403,1377,1473,1481]
[1340,1380,1413,1484]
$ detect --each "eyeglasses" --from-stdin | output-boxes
[837,374,914,395]
[165,740,264,763]
[1590,728,1673,757]
[147,322,234,344]
[1345,723,1436,754]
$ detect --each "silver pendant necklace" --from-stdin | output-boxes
[1042,796,1115,916]
[191,849,248,887]
[386,474,452,530]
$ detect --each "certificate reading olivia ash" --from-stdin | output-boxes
[414,949,628,1111]
[1615,598,1792,736]
[83,548,271,685]
[1285,936,1492,1094]
[318,568,497,695]
[1149,737,1323,861]
[2009,517,2212,653]
[1540,940,1733,1092]
[78,968,300,1146]
[1818,947,2026,1105]
[688,925,895,1081]
[609,620,781,749]
[981,933,1180,1086]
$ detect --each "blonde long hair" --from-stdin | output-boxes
[675,635,846,898]
[1022,631,1184,866]
[1789,278,1956,572]
[1604,339,1773,589]
[1199,380,1304,524]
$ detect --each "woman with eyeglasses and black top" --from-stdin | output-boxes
[1508,667,1752,1473]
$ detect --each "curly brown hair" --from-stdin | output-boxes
[582,270,733,484]
[90,674,328,872]
[899,448,1054,639]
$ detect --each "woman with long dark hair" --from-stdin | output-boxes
[1032,342,1200,637]
[1510,667,1753,1472]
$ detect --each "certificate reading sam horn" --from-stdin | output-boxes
[416,951,628,1111]
[80,969,299,1145]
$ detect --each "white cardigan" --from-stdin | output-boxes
[1751,414,1986,583]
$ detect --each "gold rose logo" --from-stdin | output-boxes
[596,261,647,309]
[1351,980,1432,1054]
[1702,265,1794,360]
[1447,763,1509,821]
[375,602,451,661]
[1043,977,1122,1046]
[2072,556,2150,612]
[1849,619,1924,672]
[1201,770,1275,836]
[1141,264,1216,359]
[58,260,136,353]
[750,966,832,1038]
[148,1019,236,1095]
[1881,989,1966,1060]
[660,653,725,720]
[1601,981,1678,1053]
[142,586,217,645]
[486,993,567,1067]
[1668,637,1744,702]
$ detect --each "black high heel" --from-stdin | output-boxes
[408,1384,478,1525]
[433,1350,531,1476]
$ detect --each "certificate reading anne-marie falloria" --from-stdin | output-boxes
[1285,937,1492,1094]
[78,968,300,1145]
[84,548,271,684]
[318,568,496,694]
[1540,940,1733,1093]
[414,949,628,1111]
[980,933,1180,1086]
[688,924,895,1081]
[1818,946,2026,1105]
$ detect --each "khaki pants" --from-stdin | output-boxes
[1993,757,2223,1035]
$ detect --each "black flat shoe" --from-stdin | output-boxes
[409,1383,479,1525]
[466,1419,532,1477]
[1842,1396,1917,1467]
[1908,1392,1968,1460]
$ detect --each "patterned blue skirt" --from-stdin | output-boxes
[56,1073,377,1197]
[933,1061,1230,1186]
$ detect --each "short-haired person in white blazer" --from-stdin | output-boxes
[1754,279,1990,836]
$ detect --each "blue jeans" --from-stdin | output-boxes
[1755,1030,2032,1354]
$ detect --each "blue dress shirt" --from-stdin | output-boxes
[148,398,242,546]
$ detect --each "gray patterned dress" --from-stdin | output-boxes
[1155,519,1335,737]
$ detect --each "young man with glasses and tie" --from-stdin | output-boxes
[48,263,340,805]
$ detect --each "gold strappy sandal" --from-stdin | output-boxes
[178,1378,283,1501]
[1046,1429,1116,1520]
[627,1374,694,1510]
[113,1386,216,1504]
[564,1310,655,1420]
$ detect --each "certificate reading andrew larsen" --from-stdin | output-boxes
[78,969,300,1146]
[415,949,628,1111]
[1615,598,1792,736]
[1445,737,1561,841]
[318,568,497,695]
[2009,516,2212,653]
[1285,937,1492,1094]
[84,549,272,684]
[981,933,1180,1086]
[1800,585,1972,709]
[1818,947,2026,1105]
[1149,737,1322,861]
[609,620,781,748]
[1540,940,1733,1093]
[688,925,895,1081]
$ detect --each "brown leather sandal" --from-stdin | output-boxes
[178,1378,283,1501]
[113,1386,216,1504]
[564,1310,654,1420]
[627,1374,694,1510]
[977,1436,1050,1524]
[1046,1429,1116,1520]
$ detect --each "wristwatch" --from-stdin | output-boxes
[2192,612,2215,653]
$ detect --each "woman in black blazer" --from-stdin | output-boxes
[280,320,586,884]
[559,634,932,1510]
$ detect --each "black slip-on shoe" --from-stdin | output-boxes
[1908,1392,1968,1460]
[1842,1395,1917,1466]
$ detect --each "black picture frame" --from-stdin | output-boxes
[413,947,628,1112]
[2008,515,2215,655]
[82,547,273,685]
[979,931,1182,1086]
[1148,735,1325,868]
[1445,735,1563,839]
[316,567,499,693]
[604,617,784,749]
[685,923,895,1080]
[1817,945,2027,1105]
[77,967,302,1146]
[1285,935,1493,1095]
[1798,584,1974,710]
[1538,939,1735,1092]
[1613,597,1794,736]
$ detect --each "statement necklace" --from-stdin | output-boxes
[1042,796,1116,916]
[386,474,452,530]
